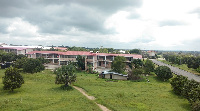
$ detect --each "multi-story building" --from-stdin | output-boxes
[0,47,34,55]
[26,51,142,70]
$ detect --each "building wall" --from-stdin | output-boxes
[112,75,127,80]
[104,74,127,80]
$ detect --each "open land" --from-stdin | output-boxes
[0,69,191,111]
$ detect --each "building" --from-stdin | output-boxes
[99,71,128,80]
[26,51,142,70]
[0,47,34,55]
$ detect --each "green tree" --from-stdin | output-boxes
[128,68,143,80]
[23,58,45,73]
[111,56,126,74]
[2,67,24,91]
[0,52,17,63]
[144,59,155,74]
[155,66,173,81]
[55,64,76,88]
[99,48,108,53]
[129,49,141,54]
[76,55,85,70]
[170,75,188,95]
[14,57,28,69]
[132,59,143,68]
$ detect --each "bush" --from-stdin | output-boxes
[144,59,155,74]
[192,99,200,111]
[182,80,200,103]
[155,66,173,81]
[170,75,200,107]
[2,67,24,91]
[196,67,200,73]
[23,58,45,73]
[170,75,188,95]
[128,68,143,80]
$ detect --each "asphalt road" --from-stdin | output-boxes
[151,59,200,82]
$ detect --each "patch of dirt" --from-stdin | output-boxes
[73,86,111,111]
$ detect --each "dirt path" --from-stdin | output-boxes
[73,86,111,111]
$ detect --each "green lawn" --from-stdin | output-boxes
[74,73,191,111]
[0,69,101,111]
[158,59,200,75]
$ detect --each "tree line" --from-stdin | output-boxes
[163,54,200,72]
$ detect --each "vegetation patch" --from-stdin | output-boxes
[0,69,101,111]
[74,72,191,111]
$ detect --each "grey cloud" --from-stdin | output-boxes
[159,20,186,27]
[0,0,142,35]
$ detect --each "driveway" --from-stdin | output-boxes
[151,59,200,82]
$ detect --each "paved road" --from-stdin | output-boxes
[151,59,200,82]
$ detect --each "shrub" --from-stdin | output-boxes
[155,66,173,81]
[182,80,200,103]
[2,67,24,91]
[128,68,143,80]
[23,58,45,73]
[170,75,188,95]
[196,67,200,73]
[192,99,200,111]
[144,59,155,74]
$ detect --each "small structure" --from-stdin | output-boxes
[99,71,128,80]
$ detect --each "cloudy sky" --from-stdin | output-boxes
[0,0,200,51]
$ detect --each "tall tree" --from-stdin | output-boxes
[111,56,126,74]
[144,59,155,74]
[76,55,85,70]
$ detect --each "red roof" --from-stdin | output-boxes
[26,51,93,55]
[26,51,142,59]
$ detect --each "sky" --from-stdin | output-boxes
[0,0,200,51]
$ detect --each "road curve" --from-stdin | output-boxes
[151,59,200,82]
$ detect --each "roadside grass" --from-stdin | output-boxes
[158,59,200,75]
[74,72,191,111]
[0,69,101,111]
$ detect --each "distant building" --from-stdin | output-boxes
[148,51,156,58]
[0,47,34,55]
[54,47,67,51]
[26,51,142,70]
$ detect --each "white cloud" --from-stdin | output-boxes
[7,18,39,37]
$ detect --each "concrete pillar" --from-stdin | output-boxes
[93,56,94,70]
[105,56,106,67]
[59,55,60,65]
[53,54,54,63]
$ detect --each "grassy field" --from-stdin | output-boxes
[74,72,191,111]
[158,59,200,75]
[0,69,191,111]
[0,69,101,111]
